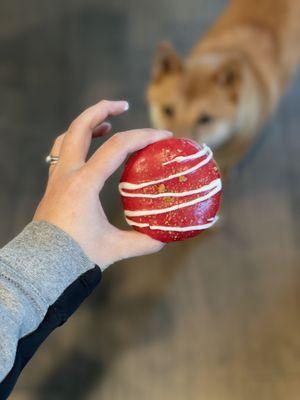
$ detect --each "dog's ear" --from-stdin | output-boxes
[152,41,183,81]
[213,58,242,87]
[213,58,242,102]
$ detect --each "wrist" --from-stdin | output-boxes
[0,221,96,309]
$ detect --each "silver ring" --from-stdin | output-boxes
[45,154,60,165]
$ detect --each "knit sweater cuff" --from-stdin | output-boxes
[0,221,95,324]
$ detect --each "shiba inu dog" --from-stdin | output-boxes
[147,0,300,175]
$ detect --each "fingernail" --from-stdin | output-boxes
[123,101,129,111]
[162,130,173,136]
[103,122,112,131]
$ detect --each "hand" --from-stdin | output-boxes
[34,100,173,270]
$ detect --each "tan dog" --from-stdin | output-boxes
[147,0,300,175]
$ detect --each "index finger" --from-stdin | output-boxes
[59,100,129,168]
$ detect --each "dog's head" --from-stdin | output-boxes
[147,42,248,149]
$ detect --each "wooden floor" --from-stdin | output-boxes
[0,0,300,399]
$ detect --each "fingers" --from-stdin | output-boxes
[59,100,129,168]
[48,133,65,175]
[84,129,173,188]
[47,122,112,176]
[93,122,112,137]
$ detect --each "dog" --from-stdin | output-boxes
[147,0,300,176]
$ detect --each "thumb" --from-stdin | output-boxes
[84,129,172,189]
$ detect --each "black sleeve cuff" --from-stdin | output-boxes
[0,265,102,400]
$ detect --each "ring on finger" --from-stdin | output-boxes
[45,154,60,165]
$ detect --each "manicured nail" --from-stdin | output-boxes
[123,101,129,111]
[162,130,173,136]
[102,122,112,131]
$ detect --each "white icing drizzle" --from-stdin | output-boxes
[119,146,213,191]
[162,145,208,165]
[125,215,219,232]
[120,178,221,199]
[121,143,221,234]
[124,180,221,217]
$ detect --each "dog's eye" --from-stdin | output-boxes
[197,113,213,125]
[162,105,175,117]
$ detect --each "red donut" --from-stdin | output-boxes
[119,138,222,242]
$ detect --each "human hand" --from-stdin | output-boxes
[34,100,173,270]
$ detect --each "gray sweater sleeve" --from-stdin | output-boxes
[0,221,95,382]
